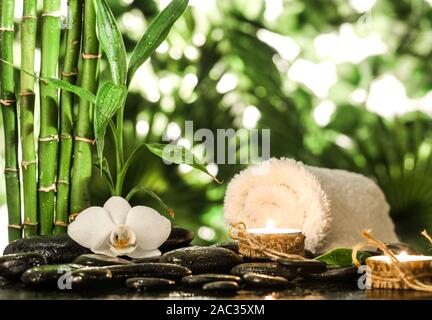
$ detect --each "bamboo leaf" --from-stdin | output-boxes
[127,0,189,83]
[125,186,175,218]
[315,248,371,267]
[0,58,96,103]
[93,0,127,85]
[94,81,127,164]
[117,142,221,192]
[47,78,96,103]
[145,143,222,183]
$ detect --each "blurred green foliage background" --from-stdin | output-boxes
[2,0,432,252]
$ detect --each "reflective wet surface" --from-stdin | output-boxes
[1,277,431,300]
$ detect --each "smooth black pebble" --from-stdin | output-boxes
[73,254,133,266]
[182,273,241,287]
[3,234,91,263]
[126,277,175,291]
[21,264,83,286]
[210,242,239,253]
[300,266,358,282]
[277,258,327,273]
[160,246,243,274]
[202,281,239,292]
[70,263,191,289]
[132,256,161,263]
[231,263,297,280]
[0,253,47,279]
[242,272,290,288]
[160,227,195,252]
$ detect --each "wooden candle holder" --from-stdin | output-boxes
[366,256,432,290]
[238,232,306,258]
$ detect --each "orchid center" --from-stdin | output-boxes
[110,225,136,251]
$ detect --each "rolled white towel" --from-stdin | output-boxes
[224,158,398,253]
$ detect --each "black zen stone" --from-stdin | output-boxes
[160,246,243,274]
[231,263,297,280]
[0,253,47,279]
[70,263,192,289]
[300,266,359,282]
[159,227,195,252]
[3,234,91,263]
[73,254,133,267]
[181,274,242,287]
[242,272,291,288]
[277,258,327,273]
[21,264,83,286]
[126,277,175,291]
[202,281,240,292]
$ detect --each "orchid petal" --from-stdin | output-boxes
[126,248,161,259]
[103,196,131,224]
[68,207,114,250]
[125,206,171,250]
[92,243,117,257]
[109,245,138,256]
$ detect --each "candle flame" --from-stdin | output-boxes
[266,219,276,230]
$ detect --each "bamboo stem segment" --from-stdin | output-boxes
[55,0,83,234]
[1,0,22,241]
[20,0,38,237]
[70,0,99,215]
[38,0,62,235]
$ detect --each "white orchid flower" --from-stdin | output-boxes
[68,196,171,258]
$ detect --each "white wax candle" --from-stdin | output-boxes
[247,219,302,235]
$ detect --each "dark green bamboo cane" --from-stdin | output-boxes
[55,0,82,234]
[20,0,38,237]
[0,0,21,241]
[38,0,62,235]
[70,0,99,217]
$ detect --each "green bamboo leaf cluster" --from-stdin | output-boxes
[0,0,214,241]
[90,0,215,203]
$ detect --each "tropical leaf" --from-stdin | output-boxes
[127,0,189,83]
[93,0,127,85]
[315,248,371,267]
[94,81,127,164]
[0,58,96,102]
[47,77,96,103]
[145,143,221,183]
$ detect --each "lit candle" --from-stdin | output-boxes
[235,219,306,259]
[366,251,432,290]
[247,219,303,235]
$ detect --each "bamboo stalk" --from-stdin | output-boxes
[38,0,62,235]
[0,0,21,241]
[55,0,82,234]
[20,0,38,237]
[70,0,99,216]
